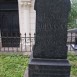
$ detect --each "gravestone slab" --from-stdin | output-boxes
[33,0,71,59]
[28,0,71,77]
[29,56,71,77]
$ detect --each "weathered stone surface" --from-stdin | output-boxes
[28,0,71,77]
[29,57,71,77]
[33,0,71,59]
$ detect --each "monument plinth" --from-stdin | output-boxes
[28,0,71,77]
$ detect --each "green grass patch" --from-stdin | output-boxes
[68,52,77,77]
[0,54,29,77]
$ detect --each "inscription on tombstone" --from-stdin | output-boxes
[28,0,71,77]
[33,0,71,59]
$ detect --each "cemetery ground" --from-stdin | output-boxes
[0,52,77,77]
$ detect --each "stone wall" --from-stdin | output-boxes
[30,0,36,36]
[18,0,36,37]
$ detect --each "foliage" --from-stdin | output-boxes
[0,54,29,77]
[68,52,77,77]
[68,0,77,29]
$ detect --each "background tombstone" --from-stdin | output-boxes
[0,0,20,47]
[28,0,71,77]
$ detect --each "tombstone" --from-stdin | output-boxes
[28,0,71,77]
[0,0,20,47]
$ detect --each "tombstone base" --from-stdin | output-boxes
[28,56,71,77]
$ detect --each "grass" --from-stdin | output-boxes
[0,54,29,77]
[0,52,77,77]
[68,52,77,77]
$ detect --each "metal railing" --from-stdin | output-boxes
[0,33,35,53]
[67,29,77,51]
[0,31,77,53]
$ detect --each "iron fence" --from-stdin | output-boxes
[0,33,35,54]
[0,32,77,53]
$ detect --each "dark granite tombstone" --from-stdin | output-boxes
[28,0,71,77]
[0,0,20,47]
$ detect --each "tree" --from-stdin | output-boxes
[68,0,77,29]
